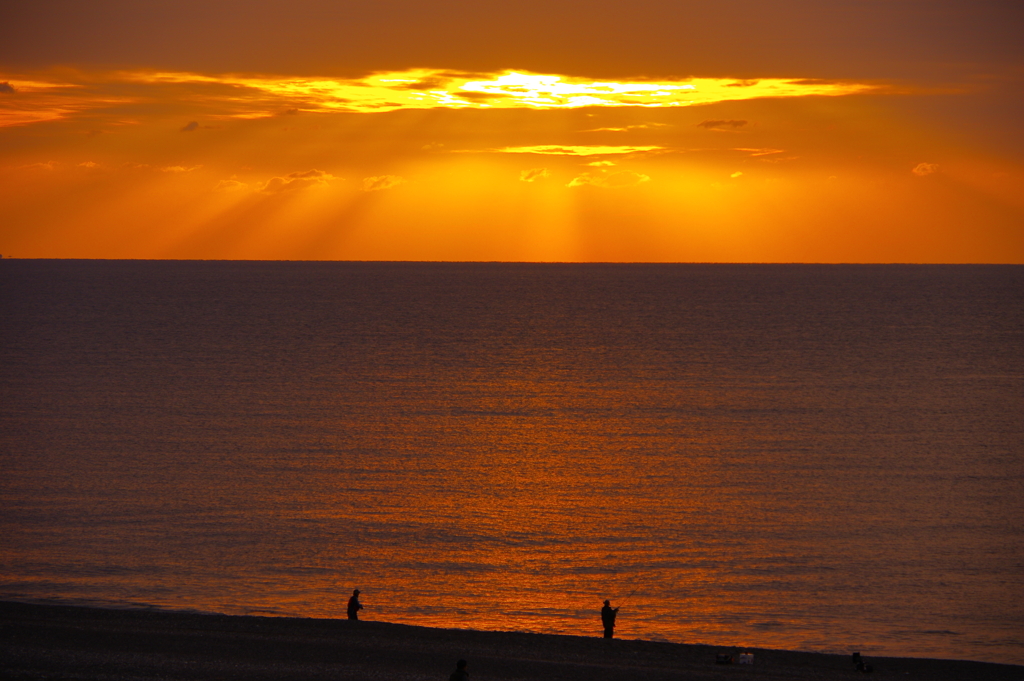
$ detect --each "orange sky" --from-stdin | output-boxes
[1,0,1022,262]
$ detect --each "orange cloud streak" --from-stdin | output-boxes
[0,68,883,127]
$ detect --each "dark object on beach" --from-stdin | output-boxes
[852,652,861,665]
[347,589,363,620]
[715,653,733,664]
[449,658,469,681]
[601,600,619,639]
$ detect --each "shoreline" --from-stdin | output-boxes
[2,601,1021,681]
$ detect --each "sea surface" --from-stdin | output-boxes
[1,260,1022,665]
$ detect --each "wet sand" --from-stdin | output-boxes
[2,601,1020,681]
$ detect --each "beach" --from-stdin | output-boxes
[2,601,1020,681]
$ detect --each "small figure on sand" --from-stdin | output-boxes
[347,589,363,620]
[601,599,619,638]
[449,659,469,681]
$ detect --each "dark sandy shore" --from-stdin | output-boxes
[2,601,1020,681]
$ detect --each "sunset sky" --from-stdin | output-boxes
[2,0,1022,262]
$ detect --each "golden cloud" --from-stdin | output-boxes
[361,175,405,192]
[519,168,550,182]
[0,75,134,126]
[567,170,650,188]
[488,145,663,156]
[583,123,669,132]
[0,68,883,126]
[735,148,785,157]
[21,161,59,170]
[215,179,249,191]
[259,169,335,193]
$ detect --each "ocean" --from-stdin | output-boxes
[1,260,1022,664]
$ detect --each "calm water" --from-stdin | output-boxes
[1,261,1022,665]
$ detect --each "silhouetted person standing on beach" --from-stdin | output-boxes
[601,599,619,638]
[347,589,363,620]
[449,659,469,681]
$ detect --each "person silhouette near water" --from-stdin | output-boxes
[449,659,469,681]
[601,599,619,638]
[347,589,363,620]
